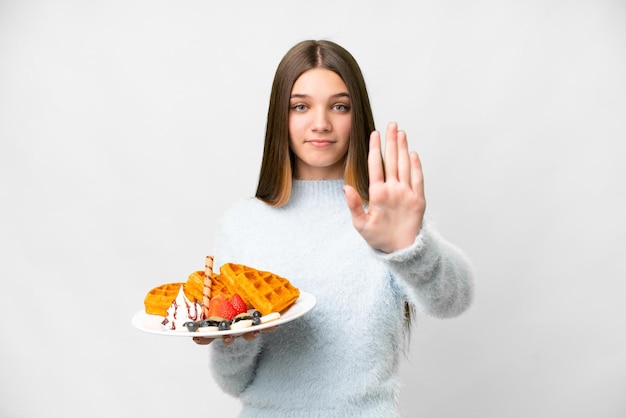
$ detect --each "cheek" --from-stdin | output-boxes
[339,118,352,141]
[288,116,304,139]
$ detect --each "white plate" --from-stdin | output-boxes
[132,291,316,337]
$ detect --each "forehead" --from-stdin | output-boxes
[291,68,348,96]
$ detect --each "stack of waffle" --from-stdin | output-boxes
[144,260,300,318]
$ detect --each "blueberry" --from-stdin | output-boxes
[218,320,230,331]
[252,317,261,326]
[252,310,261,318]
[184,321,199,332]
[200,319,220,327]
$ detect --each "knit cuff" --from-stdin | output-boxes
[372,228,425,261]
[372,225,440,285]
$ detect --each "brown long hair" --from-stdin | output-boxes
[255,40,376,206]
[254,40,415,338]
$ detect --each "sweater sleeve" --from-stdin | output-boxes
[207,201,265,397]
[209,335,263,397]
[374,222,475,319]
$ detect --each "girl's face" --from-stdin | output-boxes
[288,68,352,180]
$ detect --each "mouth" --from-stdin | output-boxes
[305,139,336,147]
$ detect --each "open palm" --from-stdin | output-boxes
[344,122,426,253]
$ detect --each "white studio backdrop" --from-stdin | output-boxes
[1,1,625,417]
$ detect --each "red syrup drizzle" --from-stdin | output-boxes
[171,301,179,330]
[160,299,203,330]
[185,299,202,321]
[160,301,179,330]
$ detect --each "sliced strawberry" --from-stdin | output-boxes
[207,294,237,320]
[230,293,247,316]
[206,294,225,317]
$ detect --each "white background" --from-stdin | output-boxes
[1,1,625,417]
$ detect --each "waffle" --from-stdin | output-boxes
[144,282,184,317]
[184,270,232,303]
[219,263,300,315]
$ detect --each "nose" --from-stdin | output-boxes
[311,108,331,133]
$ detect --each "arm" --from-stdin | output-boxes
[194,208,264,397]
[375,222,474,318]
[345,122,474,317]
[209,336,263,396]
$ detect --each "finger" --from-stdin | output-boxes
[410,151,425,196]
[368,130,384,184]
[384,122,399,182]
[192,336,214,345]
[397,129,411,185]
[242,331,260,342]
[343,184,368,232]
[222,335,234,345]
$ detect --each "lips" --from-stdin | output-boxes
[305,139,336,147]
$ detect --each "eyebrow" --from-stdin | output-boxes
[290,92,351,100]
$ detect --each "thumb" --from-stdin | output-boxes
[343,185,367,230]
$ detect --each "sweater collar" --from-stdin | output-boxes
[286,179,346,208]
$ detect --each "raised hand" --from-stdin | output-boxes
[344,122,425,253]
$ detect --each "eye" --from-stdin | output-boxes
[333,103,350,112]
[291,104,308,112]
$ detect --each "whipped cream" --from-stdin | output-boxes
[160,287,203,331]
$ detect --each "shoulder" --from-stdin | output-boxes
[223,196,264,215]
[217,197,278,232]
[219,197,265,222]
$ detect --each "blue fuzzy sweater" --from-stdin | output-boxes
[209,179,474,417]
